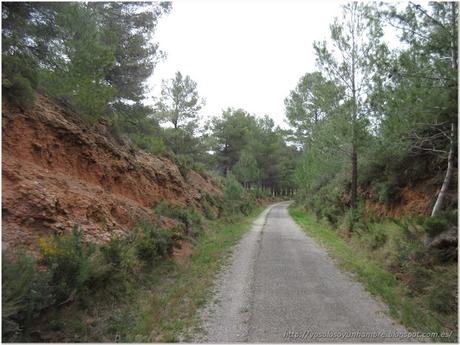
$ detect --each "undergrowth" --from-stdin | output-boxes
[289,206,457,343]
[2,219,179,342]
[2,200,264,342]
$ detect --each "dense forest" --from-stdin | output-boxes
[2,1,458,342]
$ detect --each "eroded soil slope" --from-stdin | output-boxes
[2,95,221,251]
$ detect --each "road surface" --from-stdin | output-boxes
[195,202,411,343]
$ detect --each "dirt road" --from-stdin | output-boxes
[196,202,411,343]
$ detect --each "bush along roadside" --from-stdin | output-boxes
[2,185,264,342]
[289,205,457,343]
[2,220,179,342]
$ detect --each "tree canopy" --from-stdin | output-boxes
[286,2,457,217]
[2,2,171,117]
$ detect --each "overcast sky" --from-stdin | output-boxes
[146,1,348,127]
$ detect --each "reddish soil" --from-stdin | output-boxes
[364,186,433,218]
[2,95,222,251]
[363,175,458,218]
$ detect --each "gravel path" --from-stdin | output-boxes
[194,202,412,343]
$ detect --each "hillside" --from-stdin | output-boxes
[2,95,222,251]
[1,2,457,343]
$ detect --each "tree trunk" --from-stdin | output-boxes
[431,123,455,217]
[350,23,358,210]
[351,145,358,209]
[451,2,458,72]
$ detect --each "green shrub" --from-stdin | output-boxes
[428,281,457,314]
[239,192,256,216]
[2,253,53,341]
[100,237,126,269]
[48,319,65,332]
[304,181,347,225]
[419,212,457,238]
[427,266,458,314]
[202,200,217,220]
[363,223,387,250]
[38,226,97,304]
[387,219,428,271]
[205,193,223,209]
[191,161,207,176]
[392,218,420,242]
[206,171,225,188]
[323,204,341,225]
[205,193,225,218]
[2,53,38,109]
[223,173,244,215]
[405,264,432,293]
[2,219,182,340]
[39,68,116,124]
[133,220,177,265]
[423,217,448,237]
[3,74,37,109]
[376,182,401,205]
[96,236,142,296]
[338,210,355,235]
[155,201,202,237]
[170,154,194,179]
[129,133,165,155]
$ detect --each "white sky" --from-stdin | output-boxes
[146,1,352,127]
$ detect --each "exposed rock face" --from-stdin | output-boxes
[2,95,222,251]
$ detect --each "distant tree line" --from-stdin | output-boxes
[209,108,299,196]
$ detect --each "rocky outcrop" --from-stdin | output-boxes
[2,95,222,251]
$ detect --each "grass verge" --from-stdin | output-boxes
[288,206,457,343]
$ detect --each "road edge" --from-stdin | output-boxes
[192,202,281,343]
